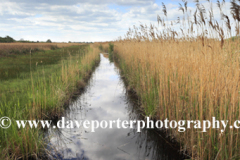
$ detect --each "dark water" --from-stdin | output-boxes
[47,54,183,160]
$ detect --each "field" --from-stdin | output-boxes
[0,43,83,57]
[97,1,240,159]
[0,43,100,159]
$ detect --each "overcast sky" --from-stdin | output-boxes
[0,0,232,42]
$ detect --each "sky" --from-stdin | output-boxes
[0,0,233,42]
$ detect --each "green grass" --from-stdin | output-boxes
[0,45,100,159]
[0,46,81,81]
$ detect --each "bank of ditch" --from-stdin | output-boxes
[0,44,100,159]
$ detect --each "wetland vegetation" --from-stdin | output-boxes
[0,44,100,159]
[98,0,240,159]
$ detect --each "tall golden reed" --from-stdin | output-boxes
[108,0,240,159]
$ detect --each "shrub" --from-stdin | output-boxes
[46,39,52,43]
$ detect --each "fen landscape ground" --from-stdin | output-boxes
[1,0,240,159]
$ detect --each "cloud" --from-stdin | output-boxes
[0,0,235,42]
[4,0,155,6]
[0,1,126,41]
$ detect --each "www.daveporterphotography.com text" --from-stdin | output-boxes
[1,116,240,133]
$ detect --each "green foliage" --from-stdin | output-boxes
[0,36,15,43]
[108,43,114,54]
[46,39,52,43]
[108,43,114,62]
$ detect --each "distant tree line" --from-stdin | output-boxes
[0,35,53,43]
[0,36,15,43]
[0,35,94,43]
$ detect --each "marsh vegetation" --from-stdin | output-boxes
[98,0,240,159]
[0,44,100,159]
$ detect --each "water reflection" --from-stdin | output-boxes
[47,54,183,160]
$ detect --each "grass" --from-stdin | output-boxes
[0,42,83,57]
[108,43,114,62]
[101,0,240,159]
[0,44,100,159]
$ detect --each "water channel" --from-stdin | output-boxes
[47,54,183,160]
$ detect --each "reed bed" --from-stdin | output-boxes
[0,44,100,159]
[107,0,240,159]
